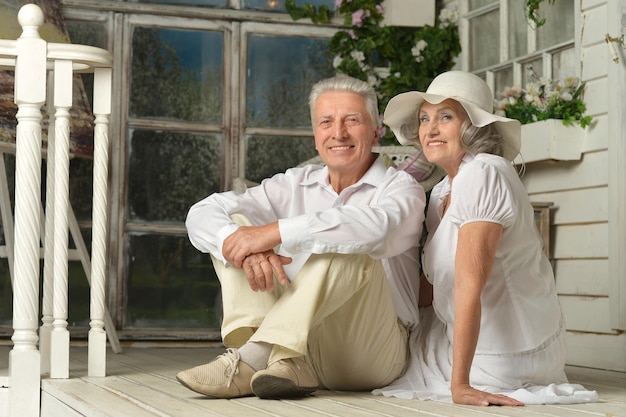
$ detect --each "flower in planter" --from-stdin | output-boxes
[495,69,593,128]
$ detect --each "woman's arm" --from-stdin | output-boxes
[451,221,523,406]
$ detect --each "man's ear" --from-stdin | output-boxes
[371,129,379,145]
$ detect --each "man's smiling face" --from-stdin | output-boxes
[313,90,378,180]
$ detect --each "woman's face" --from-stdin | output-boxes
[418,99,468,174]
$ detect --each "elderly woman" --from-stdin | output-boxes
[374,71,597,406]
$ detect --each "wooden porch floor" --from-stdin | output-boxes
[2,343,626,416]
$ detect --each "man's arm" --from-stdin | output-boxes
[222,222,291,291]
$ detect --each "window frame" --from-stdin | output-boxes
[459,0,580,93]
[44,3,341,341]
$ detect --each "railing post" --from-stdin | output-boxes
[50,59,73,379]
[8,4,46,417]
[88,67,112,377]
[40,71,57,376]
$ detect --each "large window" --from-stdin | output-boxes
[34,4,336,338]
[463,0,577,97]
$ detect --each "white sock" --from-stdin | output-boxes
[238,341,271,371]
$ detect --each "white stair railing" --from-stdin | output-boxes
[0,4,114,416]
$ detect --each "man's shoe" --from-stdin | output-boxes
[176,348,256,398]
[250,357,319,399]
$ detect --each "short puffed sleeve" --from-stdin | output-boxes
[447,159,515,228]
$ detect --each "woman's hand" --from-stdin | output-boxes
[452,383,524,406]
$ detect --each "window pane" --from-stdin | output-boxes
[246,34,333,128]
[508,0,528,58]
[243,0,335,12]
[469,10,499,70]
[552,47,577,80]
[128,130,222,222]
[537,0,575,49]
[522,59,543,85]
[494,68,514,96]
[69,157,94,221]
[246,135,317,183]
[468,0,496,10]
[66,20,107,49]
[130,27,223,123]
[68,260,90,327]
[0,257,10,326]
[125,234,220,328]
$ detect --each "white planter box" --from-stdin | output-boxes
[382,0,435,27]
[514,119,585,164]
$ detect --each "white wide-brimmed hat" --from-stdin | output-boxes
[384,71,521,161]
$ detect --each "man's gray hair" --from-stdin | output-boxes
[309,75,379,129]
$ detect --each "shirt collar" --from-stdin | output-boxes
[300,153,388,189]
[435,152,475,196]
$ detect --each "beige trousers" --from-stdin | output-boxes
[212,217,409,390]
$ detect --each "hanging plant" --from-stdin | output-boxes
[286,0,461,144]
[525,0,558,28]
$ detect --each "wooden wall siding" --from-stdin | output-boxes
[530,187,608,225]
[521,152,608,194]
[567,332,626,371]
[581,115,609,153]
[559,296,617,334]
[553,223,608,259]
[555,259,609,296]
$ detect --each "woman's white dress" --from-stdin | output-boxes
[373,153,598,404]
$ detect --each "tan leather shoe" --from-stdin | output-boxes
[176,348,255,398]
[250,357,319,399]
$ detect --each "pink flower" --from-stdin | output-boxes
[352,9,366,27]
[376,4,384,14]
[335,0,343,7]
[348,29,358,40]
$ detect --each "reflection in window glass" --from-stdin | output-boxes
[508,0,528,58]
[468,0,496,10]
[552,47,577,80]
[0,258,90,329]
[66,20,107,49]
[130,27,223,123]
[0,258,10,326]
[128,130,222,222]
[243,0,334,12]
[536,0,575,49]
[67,260,90,327]
[522,59,543,85]
[125,234,220,328]
[69,157,94,222]
[469,10,499,70]
[494,69,514,97]
[246,34,333,129]
[245,135,317,183]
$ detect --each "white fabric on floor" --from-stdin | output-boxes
[373,307,599,405]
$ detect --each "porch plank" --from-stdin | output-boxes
[1,344,625,416]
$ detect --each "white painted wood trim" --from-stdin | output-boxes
[382,0,435,28]
[607,0,626,331]
[514,119,585,165]
[10,4,46,416]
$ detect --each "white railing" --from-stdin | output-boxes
[0,4,114,416]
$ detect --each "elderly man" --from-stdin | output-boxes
[177,74,426,400]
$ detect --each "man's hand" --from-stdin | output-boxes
[242,250,292,292]
[222,222,282,268]
[451,383,524,407]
